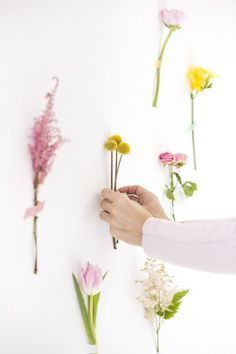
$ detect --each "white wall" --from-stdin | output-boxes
[0,0,236,353]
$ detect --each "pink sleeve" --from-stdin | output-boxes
[142,217,236,274]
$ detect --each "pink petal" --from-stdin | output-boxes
[24,201,45,219]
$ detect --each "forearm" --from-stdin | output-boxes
[142,217,236,274]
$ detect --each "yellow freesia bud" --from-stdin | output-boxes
[110,135,122,144]
[117,142,131,154]
[187,66,216,93]
[104,139,118,151]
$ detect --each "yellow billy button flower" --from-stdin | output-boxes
[187,66,216,94]
[117,142,131,155]
[104,139,118,151]
[110,134,122,145]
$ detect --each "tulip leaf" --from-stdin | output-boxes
[72,274,96,344]
[93,272,107,325]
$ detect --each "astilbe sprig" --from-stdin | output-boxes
[26,77,66,274]
[137,259,189,353]
[104,134,131,249]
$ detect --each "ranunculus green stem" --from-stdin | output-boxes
[191,94,197,170]
[153,29,173,107]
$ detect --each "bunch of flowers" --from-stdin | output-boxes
[24,77,66,274]
[152,9,185,107]
[104,134,131,249]
[159,152,197,220]
[72,263,107,354]
[187,66,216,169]
[137,259,189,353]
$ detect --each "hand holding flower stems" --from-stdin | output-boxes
[159,152,197,220]
[137,259,189,353]
[72,263,107,354]
[26,77,66,274]
[104,135,131,249]
[152,9,185,107]
[187,66,217,169]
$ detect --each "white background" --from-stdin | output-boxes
[0,0,236,353]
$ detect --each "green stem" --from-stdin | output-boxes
[112,153,123,249]
[153,29,173,107]
[191,94,197,170]
[169,166,176,221]
[114,154,123,191]
[88,296,96,343]
[154,315,161,353]
[111,151,114,190]
[111,150,118,250]
[33,182,39,274]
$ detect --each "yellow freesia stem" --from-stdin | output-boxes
[191,94,197,170]
[153,29,173,107]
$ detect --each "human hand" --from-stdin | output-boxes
[118,185,169,219]
[100,188,152,246]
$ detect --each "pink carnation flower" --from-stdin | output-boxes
[159,9,185,30]
[29,77,65,186]
[159,152,175,165]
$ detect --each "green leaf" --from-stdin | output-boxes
[93,293,101,326]
[93,272,108,325]
[72,274,96,344]
[163,290,189,320]
[182,181,197,197]
[172,172,183,186]
[166,187,175,201]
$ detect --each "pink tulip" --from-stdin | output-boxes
[159,152,175,165]
[173,153,188,167]
[79,263,103,296]
[159,9,185,29]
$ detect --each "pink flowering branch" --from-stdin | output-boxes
[28,77,66,274]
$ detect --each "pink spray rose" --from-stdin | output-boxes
[159,152,175,165]
[159,9,186,30]
[173,153,188,167]
[80,263,103,296]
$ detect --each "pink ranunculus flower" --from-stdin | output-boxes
[80,263,103,296]
[173,153,188,167]
[159,152,175,166]
[159,9,185,30]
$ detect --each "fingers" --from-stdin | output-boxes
[100,210,112,222]
[100,199,113,214]
[101,188,119,201]
[118,185,149,198]
[128,195,140,203]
